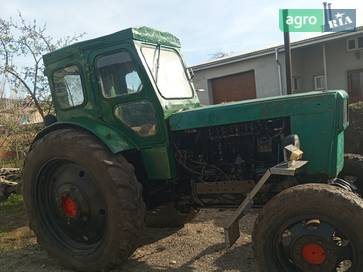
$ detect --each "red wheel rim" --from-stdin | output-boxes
[62,196,78,218]
[302,243,326,265]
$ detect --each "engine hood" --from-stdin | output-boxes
[168,90,347,131]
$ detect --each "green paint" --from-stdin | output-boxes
[41,26,348,182]
[141,146,175,180]
[35,119,135,153]
[169,90,348,178]
[279,9,324,32]
[132,27,181,48]
[43,27,180,68]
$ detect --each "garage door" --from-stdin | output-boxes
[211,70,256,104]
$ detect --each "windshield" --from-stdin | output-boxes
[141,46,194,99]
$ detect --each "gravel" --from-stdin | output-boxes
[0,209,258,272]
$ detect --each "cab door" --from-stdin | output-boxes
[89,43,175,180]
[90,43,167,148]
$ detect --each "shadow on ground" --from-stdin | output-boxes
[0,203,258,272]
[122,242,255,272]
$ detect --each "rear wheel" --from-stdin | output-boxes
[22,128,145,271]
[253,184,363,272]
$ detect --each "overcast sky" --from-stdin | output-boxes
[1,0,363,66]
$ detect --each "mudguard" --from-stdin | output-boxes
[32,120,136,154]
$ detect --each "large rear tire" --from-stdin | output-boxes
[253,183,363,272]
[22,128,145,271]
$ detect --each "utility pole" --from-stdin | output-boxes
[282,9,292,95]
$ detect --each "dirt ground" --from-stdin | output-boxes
[0,196,258,272]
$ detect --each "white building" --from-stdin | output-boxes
[192,26,363,105]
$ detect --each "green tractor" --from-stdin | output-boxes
[22,27,363,272]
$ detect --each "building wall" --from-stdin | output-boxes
[292,37,363,93]
[291,44,325,92]
[193,53,283,105]
[193,32,363,104]
[325,37,363,90]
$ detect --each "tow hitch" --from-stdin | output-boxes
[224,144,308,248]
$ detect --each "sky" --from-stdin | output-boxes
[0,0,363,66]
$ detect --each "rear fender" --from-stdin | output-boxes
[32,121,136,154]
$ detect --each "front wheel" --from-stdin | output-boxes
[253,184,363,272]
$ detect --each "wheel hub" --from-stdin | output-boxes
[302,243,326,265]
[290,235,336,271]
[61,196,78,218]
[36,160,107,248]
[56,184,86,220]
[277,219,354,271]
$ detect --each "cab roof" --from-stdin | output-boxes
[43,26,181,66]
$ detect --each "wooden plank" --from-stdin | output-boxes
[193,180,255,194]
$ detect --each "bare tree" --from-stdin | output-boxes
[0,12,85,120]
[209,51,231,60]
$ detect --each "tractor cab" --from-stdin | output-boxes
[43,27,199,179]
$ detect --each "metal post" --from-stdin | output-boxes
[322,44,328,90]
[275,48,283,96]
[328,3,333,21]
[323,2,329,26]
[283,9,293,95]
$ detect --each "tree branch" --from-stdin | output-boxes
[1,13,85,121]
[0,38,9,66]
[32,59,41,96]
[5,67,44,119]
[37,25,53,52]
[18,38,38,64]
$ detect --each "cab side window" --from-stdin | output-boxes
[96,51,143,98]
[114,101,157,136]
[53,65,85,109]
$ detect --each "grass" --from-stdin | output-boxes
[0,194,26,233]
[0,194,23,207]
[0,194,35,252]
[0,159,23,168]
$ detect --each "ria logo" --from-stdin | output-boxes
[324,4,356,32]
[328,12,352,28]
